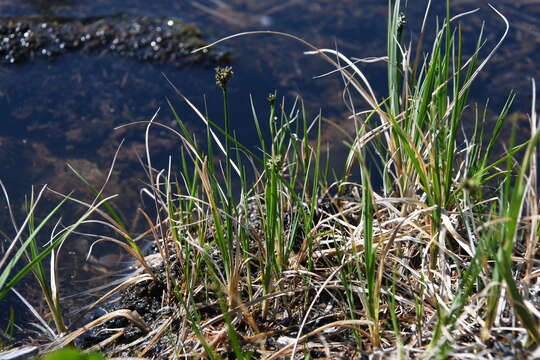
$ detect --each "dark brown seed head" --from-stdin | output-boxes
[215,65,233,90]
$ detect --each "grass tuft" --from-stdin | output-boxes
[1,1,540,359]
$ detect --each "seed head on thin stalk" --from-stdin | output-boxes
[215,66,234,90]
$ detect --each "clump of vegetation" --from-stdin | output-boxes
[1,1,539,359]
[0,14,226,65]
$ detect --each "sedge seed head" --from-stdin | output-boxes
[215,66,233,90]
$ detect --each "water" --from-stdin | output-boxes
[0,0,539,340]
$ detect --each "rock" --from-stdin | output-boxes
[0,14,229,65]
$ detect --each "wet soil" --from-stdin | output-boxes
[72,258,363,358]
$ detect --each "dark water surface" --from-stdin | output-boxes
[1,0,539,338]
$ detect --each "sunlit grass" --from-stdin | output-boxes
[1,1,539,359]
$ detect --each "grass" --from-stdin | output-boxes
[0,184,114,339]
[1,1,540,358]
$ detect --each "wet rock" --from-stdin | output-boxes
[0,14,229,65]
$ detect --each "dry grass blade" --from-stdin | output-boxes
[87,237,156,280]
[84,329,125,354]
[139,317,174,357]
[11,288,56,339]
[70,273,154,328]
[291,265,344,359]
[265,320,373,360]
[46,309,149,351]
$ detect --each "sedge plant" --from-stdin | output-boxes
[7,1,540,358]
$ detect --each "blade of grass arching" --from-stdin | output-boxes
[143,111,173,294]
[67,163,126,234]
[206,112,262,166]
[453,6,509,105]
[344,108,379,178]
[167,97,196,147]
[67,163,143,261]
[0,195,114,299]
[0,181,18,237]
[168,97,208,171]
[184,90,260,169]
